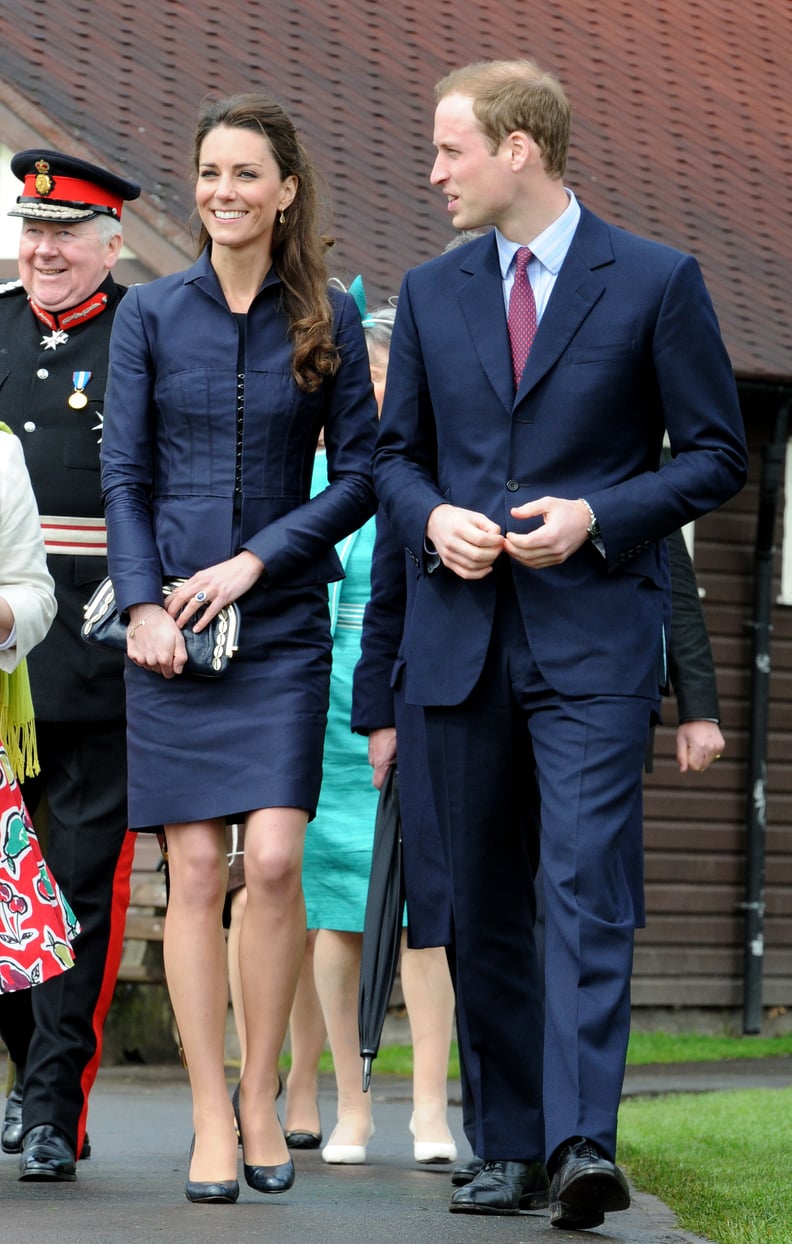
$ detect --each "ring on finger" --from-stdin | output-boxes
[195,590,207,602]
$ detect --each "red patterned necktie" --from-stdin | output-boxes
[507,246,537,389]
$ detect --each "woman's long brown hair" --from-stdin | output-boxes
[192,93,339,392]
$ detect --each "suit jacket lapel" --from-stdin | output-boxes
[516,208,614,403]
[456,236,514,414]
[452,211,616,410]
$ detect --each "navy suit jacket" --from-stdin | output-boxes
[373,209,747,707]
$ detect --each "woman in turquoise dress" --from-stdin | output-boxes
[302,447,378,932]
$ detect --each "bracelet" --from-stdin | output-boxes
[127,609,162,641]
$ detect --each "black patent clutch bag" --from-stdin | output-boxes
[81,577,241,677]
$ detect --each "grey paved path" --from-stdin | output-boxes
[6,1058,782,1243]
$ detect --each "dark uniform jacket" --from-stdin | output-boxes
[0,274,126,720]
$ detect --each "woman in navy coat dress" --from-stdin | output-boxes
[100,94,377,1204]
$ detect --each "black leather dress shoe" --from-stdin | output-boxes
[450,1159,549,1215]
[451,1154,485,1186]
[1,1080,24,1154]
[548,1137,630,1230]
[18,1125,77,1182]
[244,1156,295,1194]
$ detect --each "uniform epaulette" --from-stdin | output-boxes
[0,278,24,296]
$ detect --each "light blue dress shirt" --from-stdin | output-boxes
[496,188,581,319]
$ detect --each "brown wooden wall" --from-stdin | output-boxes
[636,397,792,1016]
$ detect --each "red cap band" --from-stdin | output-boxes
[21,172,124,217]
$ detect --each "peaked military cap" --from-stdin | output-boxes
[8,149,140,223]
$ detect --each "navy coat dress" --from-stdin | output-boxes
[101,252,378,829]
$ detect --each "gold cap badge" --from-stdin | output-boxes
[34,158,54,197]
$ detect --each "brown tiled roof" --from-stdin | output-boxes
[1,1,789,380]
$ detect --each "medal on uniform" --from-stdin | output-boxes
[68,371,91,409]
[31,292,108,350]
[41,328,69,350]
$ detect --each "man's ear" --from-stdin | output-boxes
[507,130,536,172]
[104,231,123,270]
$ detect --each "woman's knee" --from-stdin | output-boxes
[167,834,227,909]
[244,838,302,896]
[243,811,306,895]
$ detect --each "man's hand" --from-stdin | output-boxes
[504,497,591,568]
[368,727,398,790]
[676,720,725,772]
[426,504,505,579]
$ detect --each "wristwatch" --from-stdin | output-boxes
[579,498,601,541]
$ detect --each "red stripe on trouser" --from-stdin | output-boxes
[74,830,136,1155]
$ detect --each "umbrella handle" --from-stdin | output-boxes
[361,1054,373,1093]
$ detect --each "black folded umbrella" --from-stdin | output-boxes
[358,764,405,1091]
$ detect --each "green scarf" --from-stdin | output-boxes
[0,421,40,779]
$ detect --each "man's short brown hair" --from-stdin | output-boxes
[435,59,571,178]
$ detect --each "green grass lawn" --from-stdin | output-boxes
[279,1028,792,1079]
[626,1029,792,1065]
[619,1032,792,1243]
[619,1087,792,1244]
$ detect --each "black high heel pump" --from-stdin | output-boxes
[234,1076,293,1194]
[184,1135,239,1204]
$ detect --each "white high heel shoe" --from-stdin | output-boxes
[409,1112,458,1164]
[322,1120,375,1165]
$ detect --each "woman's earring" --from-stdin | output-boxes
[279,209,286,225]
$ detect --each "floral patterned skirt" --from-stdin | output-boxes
[0,739,79,993]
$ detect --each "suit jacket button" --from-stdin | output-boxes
[506,479,520,492]
[24,421,36,432]
[37,368,49,379]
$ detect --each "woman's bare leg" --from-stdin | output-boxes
[237,806,307,1166]
[285,928,325,1136]
[226,885,248,1073]
[163,819,237,1182]
[400,934,457,1154]
[314,928,373,1151]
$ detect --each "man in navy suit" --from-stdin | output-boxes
[373,58,747,1229]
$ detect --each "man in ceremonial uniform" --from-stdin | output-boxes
[0,151,140,1181]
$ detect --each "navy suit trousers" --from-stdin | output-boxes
[424,565,653,1162]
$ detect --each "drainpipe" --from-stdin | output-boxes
[743,396,789,1034]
